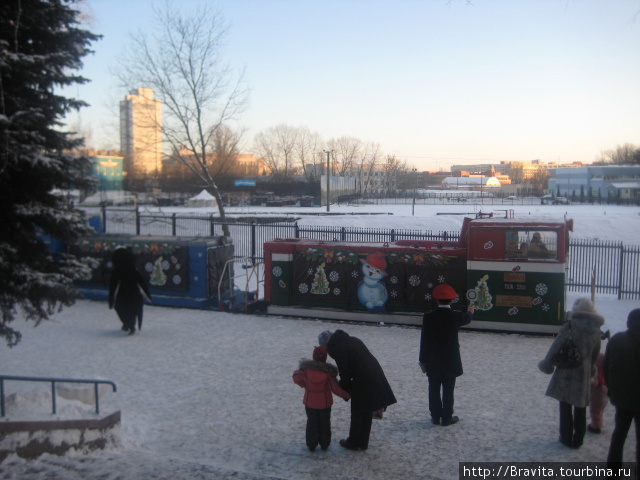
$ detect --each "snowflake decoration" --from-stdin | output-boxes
[333,288,341,296]
[172,275,182,285]
[329,271,339,282]
[351,270,359,278]
[298,283,309,294]
[535,283,548,296]
[438,275,446,283]
[425,293,432,301]
[427,283,433,289]
[145,262,154,273]
[409,275,421,287]
[542,304,550,312]
[161,260,170,271]
[307,268,314,276]
[390,276,398,284]
[390,290,398,298]
[272,266,282,277]
[174,263,181,271]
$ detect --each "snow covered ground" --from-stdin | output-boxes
[1,203,638,479]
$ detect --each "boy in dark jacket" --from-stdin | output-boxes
[419,284,474,427]
[293,346,350,452]
[604,308,640,471]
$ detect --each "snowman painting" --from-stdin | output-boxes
[357,252,388,312]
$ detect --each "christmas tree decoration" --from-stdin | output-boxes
[311,262,330,295]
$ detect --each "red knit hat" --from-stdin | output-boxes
[432,284,457,300]
[364,252,387,271]
[313,346,327,362]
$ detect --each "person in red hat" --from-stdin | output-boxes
[419,284,474,426]
[293,345,351,452]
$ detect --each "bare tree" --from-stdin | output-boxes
[356,141,383,196]
[253,124,299,180]
[296,127,325,182]
[117,2,248,235]
[595,143,640,165]
[327,136,362,177]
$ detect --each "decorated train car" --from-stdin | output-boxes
[264,216,573,333]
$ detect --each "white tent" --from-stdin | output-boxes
[187,189,218,208]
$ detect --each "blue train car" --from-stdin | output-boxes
[71,235,234,309]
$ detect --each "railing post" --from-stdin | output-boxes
[102,205,107,233]
[210,215,215,237]
[0,379,4,417]
[135,207,140,235]
[341,227,346,241]
[251,222,257,265]
[295,221,299,238]
[617,242,624,300]
[390,229,395,242]
[95,383,100,415]
[52,381,57,414]
[172,213,177,236]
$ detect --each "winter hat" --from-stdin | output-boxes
[627,309,640,332]
[432,284,457,300]
[313,346,328,363]
[572,297,595,314]
[318,330,333,347]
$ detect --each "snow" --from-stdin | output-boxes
[1,203,638,479]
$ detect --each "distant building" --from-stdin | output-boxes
[441,176,502,188]
[119,87,162,177]
[548,165,640,199]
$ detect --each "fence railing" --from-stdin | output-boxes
[0,375,117,417]
[84,207,640,300]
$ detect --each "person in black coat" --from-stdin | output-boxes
[419,284,474,426]
[604,308,640,471]
[326,329,397,451]
[108,247,151,335]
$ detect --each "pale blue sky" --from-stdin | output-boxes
[69,0,640,170]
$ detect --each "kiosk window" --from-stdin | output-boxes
[505,230,557,260]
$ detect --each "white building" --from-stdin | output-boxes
[119,87,162,177]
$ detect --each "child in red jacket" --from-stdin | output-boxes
[588,352,608,433]
[293,346,350,451]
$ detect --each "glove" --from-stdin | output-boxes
[418,362,427,374]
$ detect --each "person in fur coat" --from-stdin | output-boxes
[326,329,397,451]
[538,298,604,449]
[108,247,151,335]
[293,346,351,452]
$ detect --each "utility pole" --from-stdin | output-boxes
[324,150,331,212]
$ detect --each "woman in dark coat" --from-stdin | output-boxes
[326,329,397,451]
[538,298,604,449]
[108,247,151,335]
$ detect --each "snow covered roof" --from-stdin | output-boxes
[609,182,640,189]
[441,176,501,187]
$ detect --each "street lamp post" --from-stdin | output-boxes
[412,168,417,216]
[324,150,331,212]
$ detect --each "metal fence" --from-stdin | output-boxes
[87,208,640,299]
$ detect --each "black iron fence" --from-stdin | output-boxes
[84,208,640,299]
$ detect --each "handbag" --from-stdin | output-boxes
[550,323,582,368]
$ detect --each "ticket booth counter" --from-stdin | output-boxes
[465,218,572,333]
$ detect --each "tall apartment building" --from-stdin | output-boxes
[119,87,162,178]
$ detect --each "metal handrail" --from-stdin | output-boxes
[217,257,265,310]
[0,375,117,417]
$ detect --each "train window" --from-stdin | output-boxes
[505,230,557,260]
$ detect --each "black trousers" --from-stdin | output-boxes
[559,401,586,447]
[305,406,332,451]
[607,406,640,472]
[428,373,456,423]
[345,408,373,450]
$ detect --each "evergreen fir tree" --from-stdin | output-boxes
[0,0,101,347]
